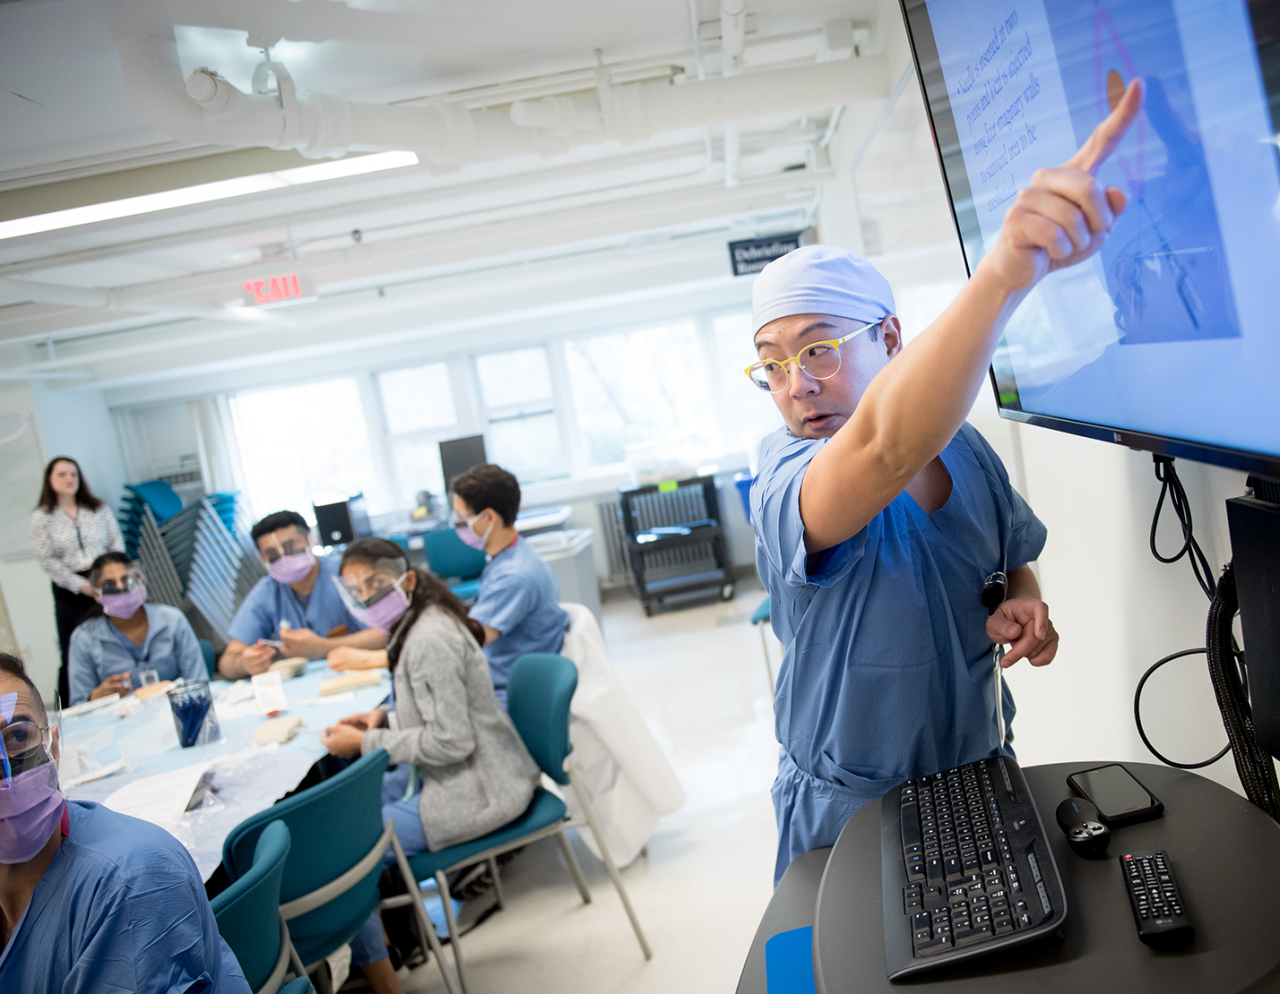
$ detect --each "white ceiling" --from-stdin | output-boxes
[0,0,951,391]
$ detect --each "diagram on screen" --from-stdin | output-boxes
[1045,0,1241,344]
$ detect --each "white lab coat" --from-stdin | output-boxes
[558,602,687,867]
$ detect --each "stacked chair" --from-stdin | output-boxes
[118,480,266,647]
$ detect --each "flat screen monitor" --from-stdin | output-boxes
[899,0,1280,477]
[440,435,487,491]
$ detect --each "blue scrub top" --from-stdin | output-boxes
[227,554,365,647]
[67,604,208,705]
[0,800,250,993]
[469,537,569,704]
[752,422,1046,882]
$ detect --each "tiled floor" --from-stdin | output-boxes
[405,579,782,994]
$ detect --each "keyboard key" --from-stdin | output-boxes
[914,935,953,956]
[954,924,995,947]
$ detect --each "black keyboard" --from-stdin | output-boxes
[881,756,1067,979]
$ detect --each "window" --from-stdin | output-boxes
[229,378,379,524]
[564,322,721,469]
[377,362,458,505]
[474,346,565,481]
[712,312,784,459]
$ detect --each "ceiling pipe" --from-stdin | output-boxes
[109,12,887,168]
[719,0,747,188]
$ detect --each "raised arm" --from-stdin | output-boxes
[800,80,1143,552]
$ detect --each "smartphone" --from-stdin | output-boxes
[1067,764,1164,827]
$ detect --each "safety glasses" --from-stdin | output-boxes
[744,321,879,393]
[93,569,145,596]
[260,536,311,564]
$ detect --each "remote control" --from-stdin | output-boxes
[1120,850,1193,949]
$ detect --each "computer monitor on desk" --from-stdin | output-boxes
[900,0,1280,801]
[440,435,487,490]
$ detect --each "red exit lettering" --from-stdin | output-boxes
[242,272,303,305]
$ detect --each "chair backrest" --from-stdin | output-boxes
[198,638,217,679]
[506,653,578,786]
[222,749,390,967]
[211,820,291,993]
[421,527,487,580]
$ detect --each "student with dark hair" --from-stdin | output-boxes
[320,538,539,993]
[67,553,207,705]
[29,457,123,705]
[219,509,385,679]
[451,464,569,707]
[0,653,250,992]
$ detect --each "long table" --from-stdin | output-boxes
[62,661,391,880]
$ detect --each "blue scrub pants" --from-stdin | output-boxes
[772,750,890,887]
[348,766,430,967]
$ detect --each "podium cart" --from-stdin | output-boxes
[617,475,734,616]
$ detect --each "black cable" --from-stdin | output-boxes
[1150,455,1217,600]
[1206,565,1280,821]
[1133,648,1232,769]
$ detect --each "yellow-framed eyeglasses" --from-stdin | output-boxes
[744,321,879,393]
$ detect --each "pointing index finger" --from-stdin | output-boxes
[1065,77,1145,176]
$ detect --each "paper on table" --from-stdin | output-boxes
[103,761,213,833]
[62,758,128,789]
[252,671,289,715]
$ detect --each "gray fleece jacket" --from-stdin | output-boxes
[362,604,540,851]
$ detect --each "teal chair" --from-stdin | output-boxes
[222,750,457,994]
[212,820,294,994]
[421,528,486,603]
[751,596,775,697]
[198,639,217,680]
[381,652,652,994]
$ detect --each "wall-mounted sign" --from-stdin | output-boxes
[727,229,814,277]
[241,271,316,306]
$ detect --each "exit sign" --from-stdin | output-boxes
[242,271,316,306]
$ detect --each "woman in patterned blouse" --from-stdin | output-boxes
[29,456,123,704]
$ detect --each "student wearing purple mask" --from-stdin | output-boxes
[321,538,538,991]
[451,464,569,709]
[0,653,251,993]
[66,553,207,705]
[219,510,386,679]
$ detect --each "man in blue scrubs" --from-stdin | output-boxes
[219,510,385,679]
[452,465,569,708]
[749,82,1143,883]
[0,653,250,992]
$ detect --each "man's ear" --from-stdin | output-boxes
[50,724,60,764]
[881,315,904,358]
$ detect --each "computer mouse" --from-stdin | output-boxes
[1056,797,1110,857]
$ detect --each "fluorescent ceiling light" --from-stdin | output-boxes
[0,150,419,241]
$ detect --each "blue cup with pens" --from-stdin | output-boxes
[166,680,220,748]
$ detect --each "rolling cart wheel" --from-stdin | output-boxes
[721,583,736,601]
[643,603,653,617]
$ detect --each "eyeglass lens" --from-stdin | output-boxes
[751,343,843,392]
[263,539,308,563]
[2,722,47,775]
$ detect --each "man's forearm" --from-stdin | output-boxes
[1006,564,1041,601]
[218,648,247,680]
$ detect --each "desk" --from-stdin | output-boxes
[62,661,390,881]
[739,763,1280,994]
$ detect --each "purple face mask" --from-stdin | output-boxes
[454,514,492,551]
[0,759,65,864]
[101,586,146,619]
[267,551,315,584]
[360,579,411,633]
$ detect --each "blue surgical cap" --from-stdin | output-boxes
[751,244,896,335]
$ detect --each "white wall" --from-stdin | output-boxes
[0,381,128,700]
[1002,423,1256,795]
